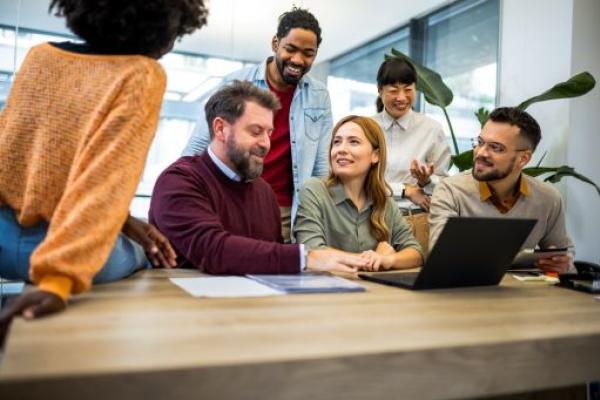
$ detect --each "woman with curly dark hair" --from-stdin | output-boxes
[0,0,208,329]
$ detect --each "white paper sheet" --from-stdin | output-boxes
[170,277,284,298]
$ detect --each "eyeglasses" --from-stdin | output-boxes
[471,136,530,155]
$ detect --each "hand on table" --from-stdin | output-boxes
[123,215,177,268]
[0,290,66,347]
[306,249,369,274]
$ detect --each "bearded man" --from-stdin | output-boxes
[149,81,368,275]
[428,107,573,274]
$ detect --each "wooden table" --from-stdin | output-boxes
[1,269,599,399]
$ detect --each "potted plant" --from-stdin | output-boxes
[386,49,599,195]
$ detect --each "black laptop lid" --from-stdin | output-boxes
[413,217,537,289]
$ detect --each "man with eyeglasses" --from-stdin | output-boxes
[428,107,573,274]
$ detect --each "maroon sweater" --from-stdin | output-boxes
[149,151,300,274]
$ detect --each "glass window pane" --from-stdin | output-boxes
[423,0,500,153]
[328,29,409,121]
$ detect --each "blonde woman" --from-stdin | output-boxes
[294,115,423,271]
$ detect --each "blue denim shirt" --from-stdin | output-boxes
[181,58,333,226]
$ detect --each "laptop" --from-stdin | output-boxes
[359,217,537,290]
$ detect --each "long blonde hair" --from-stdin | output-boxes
[326,115,392,242]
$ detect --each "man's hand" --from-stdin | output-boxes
[404,185,431,211]
[410,160,434,187]
[306,249,369,274]
[534,254,572,274]
[122,215,177,268]
[0,290,66,346]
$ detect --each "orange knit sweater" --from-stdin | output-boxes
[0,43,166,300]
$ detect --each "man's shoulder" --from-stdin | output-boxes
[440,172,475,190]
[522,174,562,202]
[223,64,262,83]
[302,74,328,92]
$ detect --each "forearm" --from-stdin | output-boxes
[382,248,423,270]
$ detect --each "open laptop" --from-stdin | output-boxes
[359,217,536,290]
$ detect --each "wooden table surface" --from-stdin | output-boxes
[1,269,599,400]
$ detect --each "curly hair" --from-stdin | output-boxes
[276,6,322,47]
[49,0,208,57]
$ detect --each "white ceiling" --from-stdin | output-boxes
[0,0,450,62]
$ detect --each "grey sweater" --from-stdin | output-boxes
[429,172,573,252]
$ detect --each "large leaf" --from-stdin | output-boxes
[387,48,453,108]
[475,107,490,128]
[517,72,596,110]
[523,165,600,196]
[451,149,474,172]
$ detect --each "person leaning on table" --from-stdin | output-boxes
[371,57,451,252]
[294,115,424,272]
[428,107,573,274]
[0,0,209,337]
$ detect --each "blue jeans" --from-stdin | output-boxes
[0,207,147,284]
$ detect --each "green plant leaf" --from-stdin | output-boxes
[388,48,453,108]
[517,72,596,110]
[523,165,600,196]
[451,149,474,172]
[475,107,490,128]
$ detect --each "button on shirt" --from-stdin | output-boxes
[372,109,451,209]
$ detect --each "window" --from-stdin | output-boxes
[329,28,409,121]
[423,0,500,152]
[0,26,254,219]
[326,0,500,154]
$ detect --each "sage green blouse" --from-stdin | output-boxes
[294,177,422,256]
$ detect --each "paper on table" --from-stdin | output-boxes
[170,277,284,298]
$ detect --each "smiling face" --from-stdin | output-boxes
[472,120,532,182]
[222,101,273,181]
[272,28,318,87]
[379,82,416,120]
[330,121,380,182]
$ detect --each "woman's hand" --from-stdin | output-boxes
[375,241,395,256]
[359,250,390,272]
[410,160,434,187]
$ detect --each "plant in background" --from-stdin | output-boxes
[386,48,599,195]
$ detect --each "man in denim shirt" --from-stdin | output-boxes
[182,7,333,242]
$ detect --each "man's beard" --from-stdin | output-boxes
[472,154,517,182]
[275,56,309,86]
[226,134,267,182]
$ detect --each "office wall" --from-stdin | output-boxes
[499,0,600,262]
[566,0,600,263]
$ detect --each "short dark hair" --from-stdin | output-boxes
[276,7,322,47]
[204,80,281,138]
[375,58,418,112]
[488,107,542,151]
[49,0,208,57]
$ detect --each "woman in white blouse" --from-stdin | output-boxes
[371,58,451,251]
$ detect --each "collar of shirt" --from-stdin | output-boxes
[380,108,413,131]
[207,146,241,182]
[330,180,374,211]
[478,173,529,213]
